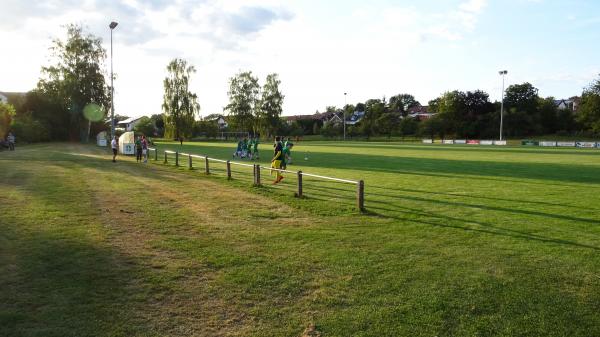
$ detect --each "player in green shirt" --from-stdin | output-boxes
[247,137,254,159]
[253,137,260,160]
[233,138,243,158]
[135,136,143,163]
[281,143,293,170]
[242,137,249,158]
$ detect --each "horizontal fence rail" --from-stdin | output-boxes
[148,148,365,211]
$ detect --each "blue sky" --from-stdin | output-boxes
[0,0,599,117]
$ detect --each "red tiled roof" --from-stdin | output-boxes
[407,105,428,114]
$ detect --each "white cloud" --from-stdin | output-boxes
[0,0,496,118]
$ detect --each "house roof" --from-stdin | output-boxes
[407,105,429,114]
[118,117,143,124]
[285,111,340,122]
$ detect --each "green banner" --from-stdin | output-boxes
[522,140,539,146]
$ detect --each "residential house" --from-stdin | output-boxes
[0,91,26,105]
[216,116,228,129]
[117,117,143,132]
[553,97,580,112]
[407,105,434,120]
[345,110,365,125]
[285,111,343,125]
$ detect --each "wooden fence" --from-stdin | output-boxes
[153,148,365,211]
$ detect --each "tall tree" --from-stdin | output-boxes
[389,94,419,116]
[259,73,284,137]
[162,58,200,139]
[577,76,600,134]
[224,71,260,132]
[360,99,387,138]
[37,24,109,141]
[430,91,466,137]
[505,82,539,113]
[504,83,540,136]
[537,97,559,134]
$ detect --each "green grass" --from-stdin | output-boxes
[1,142,600,336]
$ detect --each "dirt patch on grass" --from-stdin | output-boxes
[300,323,322,337]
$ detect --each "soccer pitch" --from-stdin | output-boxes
[2,141,600,336]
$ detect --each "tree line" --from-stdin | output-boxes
[2,24,600,143]
[282,80,600,140]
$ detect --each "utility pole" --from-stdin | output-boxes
[109,21,118,141]
[499,70,508,141]
[343,92,347,140]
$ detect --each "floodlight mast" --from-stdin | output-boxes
[343,92,347,141]
[109,21,118,141]
[499,70,508,141]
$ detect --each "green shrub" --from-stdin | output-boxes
[10,115,50,143]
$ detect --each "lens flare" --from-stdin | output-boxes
[83,103,105,122]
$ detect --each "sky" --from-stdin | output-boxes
[1,0,599,118]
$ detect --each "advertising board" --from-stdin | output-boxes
[576,142,596,148]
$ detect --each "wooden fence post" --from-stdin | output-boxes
[226,161,232,180]
[255,165,261,186]
[164,151,167,164]
[188,154,192,169]
[154,148,158,161]
[357,180,365,211]
[175,152,179,166]
[296,171,303,198]
[205,157,210,174]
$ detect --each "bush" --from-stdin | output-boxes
[0,102,16,139]
[134,116,155,137]
[10,114,50,143]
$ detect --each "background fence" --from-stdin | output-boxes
[153,148,365,211]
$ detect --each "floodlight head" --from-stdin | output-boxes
[499,70,508,75]
[109,21,118,29]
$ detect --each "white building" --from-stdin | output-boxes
[216,116,228,129]
[117,117,143,132]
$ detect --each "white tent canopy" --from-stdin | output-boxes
[119,131,135,155]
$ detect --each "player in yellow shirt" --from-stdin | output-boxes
[271,136,284,184]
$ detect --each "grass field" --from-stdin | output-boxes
[1,141,600,336]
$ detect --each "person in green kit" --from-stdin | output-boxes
[253,136,260,160]
[233,138,243,158]
[243,137,249,158]
[247,137,254,160]
[281,142,293,170]
[135,136,143,163]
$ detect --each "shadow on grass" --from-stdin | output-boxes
[0,226,149,336]
[320,154,600,185]
[366,188,599,225]
[154,143,600,186]
[300,181,600,226]
[367,185,584,210]
[367,203,600,251]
